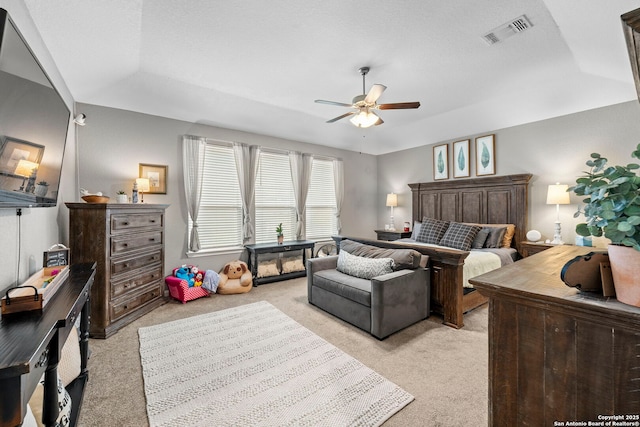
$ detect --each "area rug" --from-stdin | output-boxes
[138,301,414,427]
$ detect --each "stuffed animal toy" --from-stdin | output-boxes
[175,266,195,287]
[194,271,204,287]
[217,260,253,294]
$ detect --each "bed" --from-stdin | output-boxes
[338,173,531,329]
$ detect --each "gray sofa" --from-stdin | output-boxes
[307,240,430,339]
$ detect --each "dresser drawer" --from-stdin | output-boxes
[111,265,163,298]
[111,249,163,276]
[111,213,163,232]
[110,283,163,322]
[111,231,163,255]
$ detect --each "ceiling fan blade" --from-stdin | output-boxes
[326,111,355,123]
[315,99,353,107]
[378,102,421,110]
[364,84,387,104]
[374,116,384,126]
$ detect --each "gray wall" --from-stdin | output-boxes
[0,0,77,290]
[74,103,377,275]
[377,100,640,248]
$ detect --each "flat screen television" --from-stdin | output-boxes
[0,8,71,208]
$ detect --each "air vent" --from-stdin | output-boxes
[482,15,532,45]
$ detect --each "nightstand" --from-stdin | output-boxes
[520,241,556,258]
[375,230,412,241]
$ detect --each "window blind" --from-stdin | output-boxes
[255,151,296,243]
[306,159,337,240]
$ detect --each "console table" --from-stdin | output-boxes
[0,263,95,427]
[245,240,315,285]
[470,246,640,424]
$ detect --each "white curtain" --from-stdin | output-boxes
[182,135,207,251]
[333,159,344,233]
[289,151,313,240]
[233,142,260,242]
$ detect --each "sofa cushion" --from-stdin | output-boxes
[416,217,450,244]
[439,222,482,251]
[340,239,422,270]
[337,249,394,279]
[313,269,372,306]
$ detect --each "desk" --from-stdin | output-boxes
[245,240,314,286]
[470,246,640,424]
[0,263,95,427]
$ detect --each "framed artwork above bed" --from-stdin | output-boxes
[433,144,449,180]
[475,134,495,176]
[453,139,470,178]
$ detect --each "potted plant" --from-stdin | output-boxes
[116,190,128,203]
[34,181,48,197]
[571,143,640,306]
[276,223,284,244]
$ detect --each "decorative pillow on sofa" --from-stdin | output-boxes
[439,222,482,251]
[416,217,450,244]
[281,256,305,273]
[340,239,421,270]
[337,249,394,280]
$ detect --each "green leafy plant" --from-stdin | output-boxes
[571,143,640,251]
[276,223,283,236]
[117,190,126,195]
[37,181,48,186]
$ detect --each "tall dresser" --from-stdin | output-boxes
[66,203,169,338]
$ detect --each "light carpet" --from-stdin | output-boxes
[138,301,414,427]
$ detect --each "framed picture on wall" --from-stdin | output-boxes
[433,144,449,180]
[139,163,168,194]
[0,136,44,176]
[453,139,470,178]
[475,134,496,176]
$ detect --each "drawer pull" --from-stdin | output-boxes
[123,264,129,268]
[123,305,128,310]
[150,219,156,223]
[35,349,49,368]
[284,246,291,250]
[149,238,156,242]
[123,222,129,226]
[123,243,128,247]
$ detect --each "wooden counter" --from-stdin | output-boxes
[470,245,640,425]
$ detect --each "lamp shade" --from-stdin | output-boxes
[14,159,38,177]
[546,183,570,205]
[136,177,150,192]
[350,110,380,128]
[386,193,398,207]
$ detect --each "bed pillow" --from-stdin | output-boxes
[471,228,490,249]
[337,249,394,279]
[439,222,482,251]
[483,226,507,248]
[464,223,516,248]
[340,239,422,270]
[410,221,422,240]
[416,217,450,245]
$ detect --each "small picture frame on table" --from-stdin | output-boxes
[433,144,449,180]
[475,134,496,176]
[139,163,168,194]
[453,139,470,178]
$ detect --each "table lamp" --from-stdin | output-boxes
[546,183,570,245]
[136,178,150,203]
[386,193,398,231]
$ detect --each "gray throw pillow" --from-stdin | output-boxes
[336,250,394,279]
[439,222,482,251]
[340,239,421,270]
[416,217,450,245]
[483,226,507,248]
[471,228,490,249]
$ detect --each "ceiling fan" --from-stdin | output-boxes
[315,66,420,128]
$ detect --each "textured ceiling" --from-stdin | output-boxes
[24,0,640,155]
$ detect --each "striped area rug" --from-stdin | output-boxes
[138,301,414,427]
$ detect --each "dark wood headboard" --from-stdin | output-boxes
[408,174,532,254]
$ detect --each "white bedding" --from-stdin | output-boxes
[395,238,505,288]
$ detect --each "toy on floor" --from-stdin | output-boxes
[174,266,195,287]
[217,260,253,294]
[165,264,211,303]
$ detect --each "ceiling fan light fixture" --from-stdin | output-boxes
[350,110,379,128]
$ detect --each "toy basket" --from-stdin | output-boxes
[165,274,210,304]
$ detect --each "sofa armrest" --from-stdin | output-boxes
[370,267,430,339]
[307,256,338,302]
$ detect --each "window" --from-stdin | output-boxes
[306,159,337,240]
[254,151,296,244]
[190,143,243,250]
